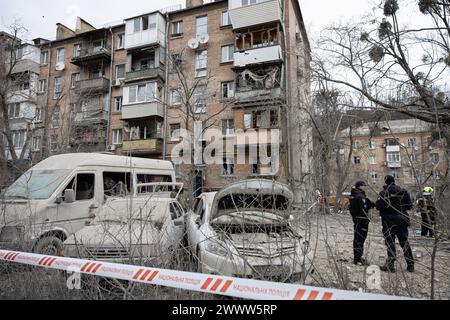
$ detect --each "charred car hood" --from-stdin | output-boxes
[210,179,293,221]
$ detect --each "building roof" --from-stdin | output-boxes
[168,0,227,16]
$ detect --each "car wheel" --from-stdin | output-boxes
[34,236,64,256]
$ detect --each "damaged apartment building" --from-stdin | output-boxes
[9,0,312,203]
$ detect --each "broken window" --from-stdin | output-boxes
[221,81,235,98]
[222,158,235,176]
[64,173,95,201]
[103,172,132,197]
[235,27,279,51]
[136,174,172,194]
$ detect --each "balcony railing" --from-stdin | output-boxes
[73,110,107,125]
[71,47,111,65]
[234,45,282,68]
[387,162,401,168]
[234,87,284,106]
[125,67,164,83]
[122,101,164,120]
[122,138,163,155]
[76,78,110,94]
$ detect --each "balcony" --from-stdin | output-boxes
[235,87,284,106]
[73,111,108,126]
[124,13,165,50]
[122,138,163,155]
[386,145,400,152]
[387,162,401,168]
[76,78,110,95]
[71,47,111,66]
[234,45,282,68]
[122,101,164,120]
[228,0,282,30]
[124,67,165,83]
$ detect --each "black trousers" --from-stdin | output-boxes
[353,219,369,261]
[421,211,436,237]
[382,215,414,264]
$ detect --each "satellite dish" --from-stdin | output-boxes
[55,62,65,71]
[188,38,199,50]
[198,34,209,44]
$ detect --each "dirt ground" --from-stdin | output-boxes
[293,212,450,300]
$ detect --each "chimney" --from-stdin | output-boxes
[75,17,96,34]
[186,0,204,8]
[56,23,76,40]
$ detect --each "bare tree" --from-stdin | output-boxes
[167,50,233,207]
[0,22,41,185]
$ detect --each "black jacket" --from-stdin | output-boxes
[349,187,374,221]
[376,184,413,217]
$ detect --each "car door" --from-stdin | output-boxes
[55,172,100,235]
[169,201,185,246]
[186,197,205,252]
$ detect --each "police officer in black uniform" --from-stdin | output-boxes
[376,175,415,273]
[349,181,375,266]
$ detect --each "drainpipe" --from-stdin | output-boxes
[42,42,52,159]
[163,13,170,161]
[106,27,114,151]
[280,1,293,193]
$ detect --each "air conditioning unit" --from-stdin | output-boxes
[112,79,122,87]
[382,144,386,148]
[106,145,116,152]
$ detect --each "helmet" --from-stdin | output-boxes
[423,187,434,194]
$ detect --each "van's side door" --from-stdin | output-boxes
[56,171,100,235]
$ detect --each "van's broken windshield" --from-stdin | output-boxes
[4,169,70,200]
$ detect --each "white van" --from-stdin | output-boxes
[0,153,176,255]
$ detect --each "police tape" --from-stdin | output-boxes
[0,250,415,300]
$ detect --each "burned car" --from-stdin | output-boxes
[186,180,313,282]
[63,183,185,266]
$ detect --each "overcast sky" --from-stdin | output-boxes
[0,0,373,42]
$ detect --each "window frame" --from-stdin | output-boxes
[112,129,123,145]
[56,47,65,64]
[195,50,208,78]
[222,119,235,137]
[114,96,123,113]
[117,33,125,49]
[38,79,47,93]
[221,44,234,63]
[221,81,235,98]
[222,158,235,176]
[221,11,231,27]
[54,77,62,99]
[170,124,181,142]
[8,103,21,119]
[196,15,208,37]
[115,64,126,80]
[171,89,182,106]
[171,21,184,37]
[40,51,49,65]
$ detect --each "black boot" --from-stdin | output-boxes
[380,258,396,273]
[354,257,370,266]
